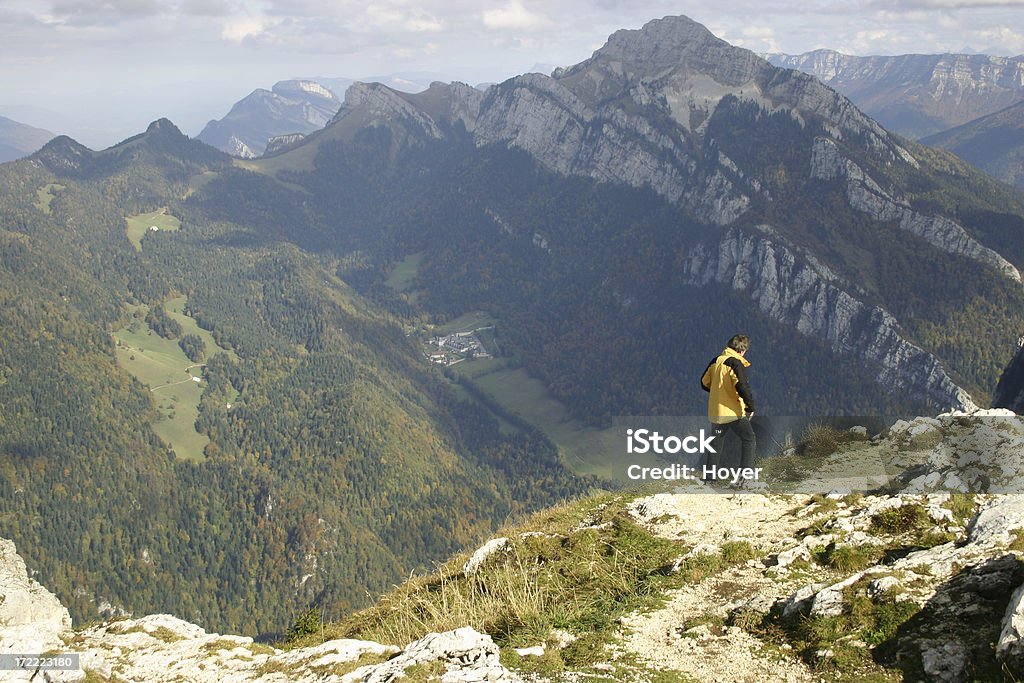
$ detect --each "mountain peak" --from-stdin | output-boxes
[33,134,95,173]
[597,15,727,68]
[557,14,766,100]
[145,118,183,136]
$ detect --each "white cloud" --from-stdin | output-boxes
[968,25,1024,52]
[221,14,271,43]
[728,25,781,52]
[482,1,552,30]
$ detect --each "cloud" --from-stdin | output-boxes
[968,25,1024,52]
[729,25,782,52]
[48,0,167,24]
[178,0,234,16]
[221,14,274,43]
[482,1,553,30]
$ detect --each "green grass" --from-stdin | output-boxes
[165,295,238,365]
[184,170,219,197]
[125,208,181,251]
[35,183,64,214]
[234,156,313,194]
[314,492,749,679]
[451,358,629,479]
[385,252,425,292]
[756,576,919,682]
[112,298,234,461]
[434,310,498,335]
[298,492,761,682]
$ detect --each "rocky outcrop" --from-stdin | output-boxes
[680,227,978,411]
[897,411,1024,493]
[0,538,71,657]
[811,136,1020,281]
[0,537,520,682]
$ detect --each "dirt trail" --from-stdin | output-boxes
[621,493,831,683]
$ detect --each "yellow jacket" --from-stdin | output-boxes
[700,348,755,424]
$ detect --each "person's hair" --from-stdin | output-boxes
[728,334,750,353]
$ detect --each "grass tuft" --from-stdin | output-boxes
[797,423,843,458]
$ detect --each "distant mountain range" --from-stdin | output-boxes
[923,99,1024,189]
[196,80,341,158]
[766,50,1024,140]
[0,115,55,162]
[198,73,456,157]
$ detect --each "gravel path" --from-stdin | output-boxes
[621,493,832,683]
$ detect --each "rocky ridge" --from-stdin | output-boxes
[679,227,980,411]
[0,537,521,682]
[766,49,1024,139]
[327,17,909,228]
[809,136,1019,280]
[9,413,1024,681]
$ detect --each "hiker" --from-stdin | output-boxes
[700,334,756,478]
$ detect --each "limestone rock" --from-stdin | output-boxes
[679,228,977,411]
[353,627,521,683]
[998,581,1024,676]
[811,136,1019,282]
[463,538,511,575]
[0,538,71,656]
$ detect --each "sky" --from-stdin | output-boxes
[2,0,1024,148]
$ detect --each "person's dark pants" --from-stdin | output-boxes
[704,417,756,475]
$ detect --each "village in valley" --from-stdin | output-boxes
[412,310,498,367]
[423,328,493,366]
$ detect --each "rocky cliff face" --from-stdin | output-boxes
[767,49,1024,139]
[810,136,1019,280]
[329,17,903,228]
[679,227,979,411]
[198,80,342,157]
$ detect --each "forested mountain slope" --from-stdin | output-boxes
[0,119,589,636]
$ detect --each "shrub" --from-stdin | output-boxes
[797,423,842,458]
[286,606,322,642]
